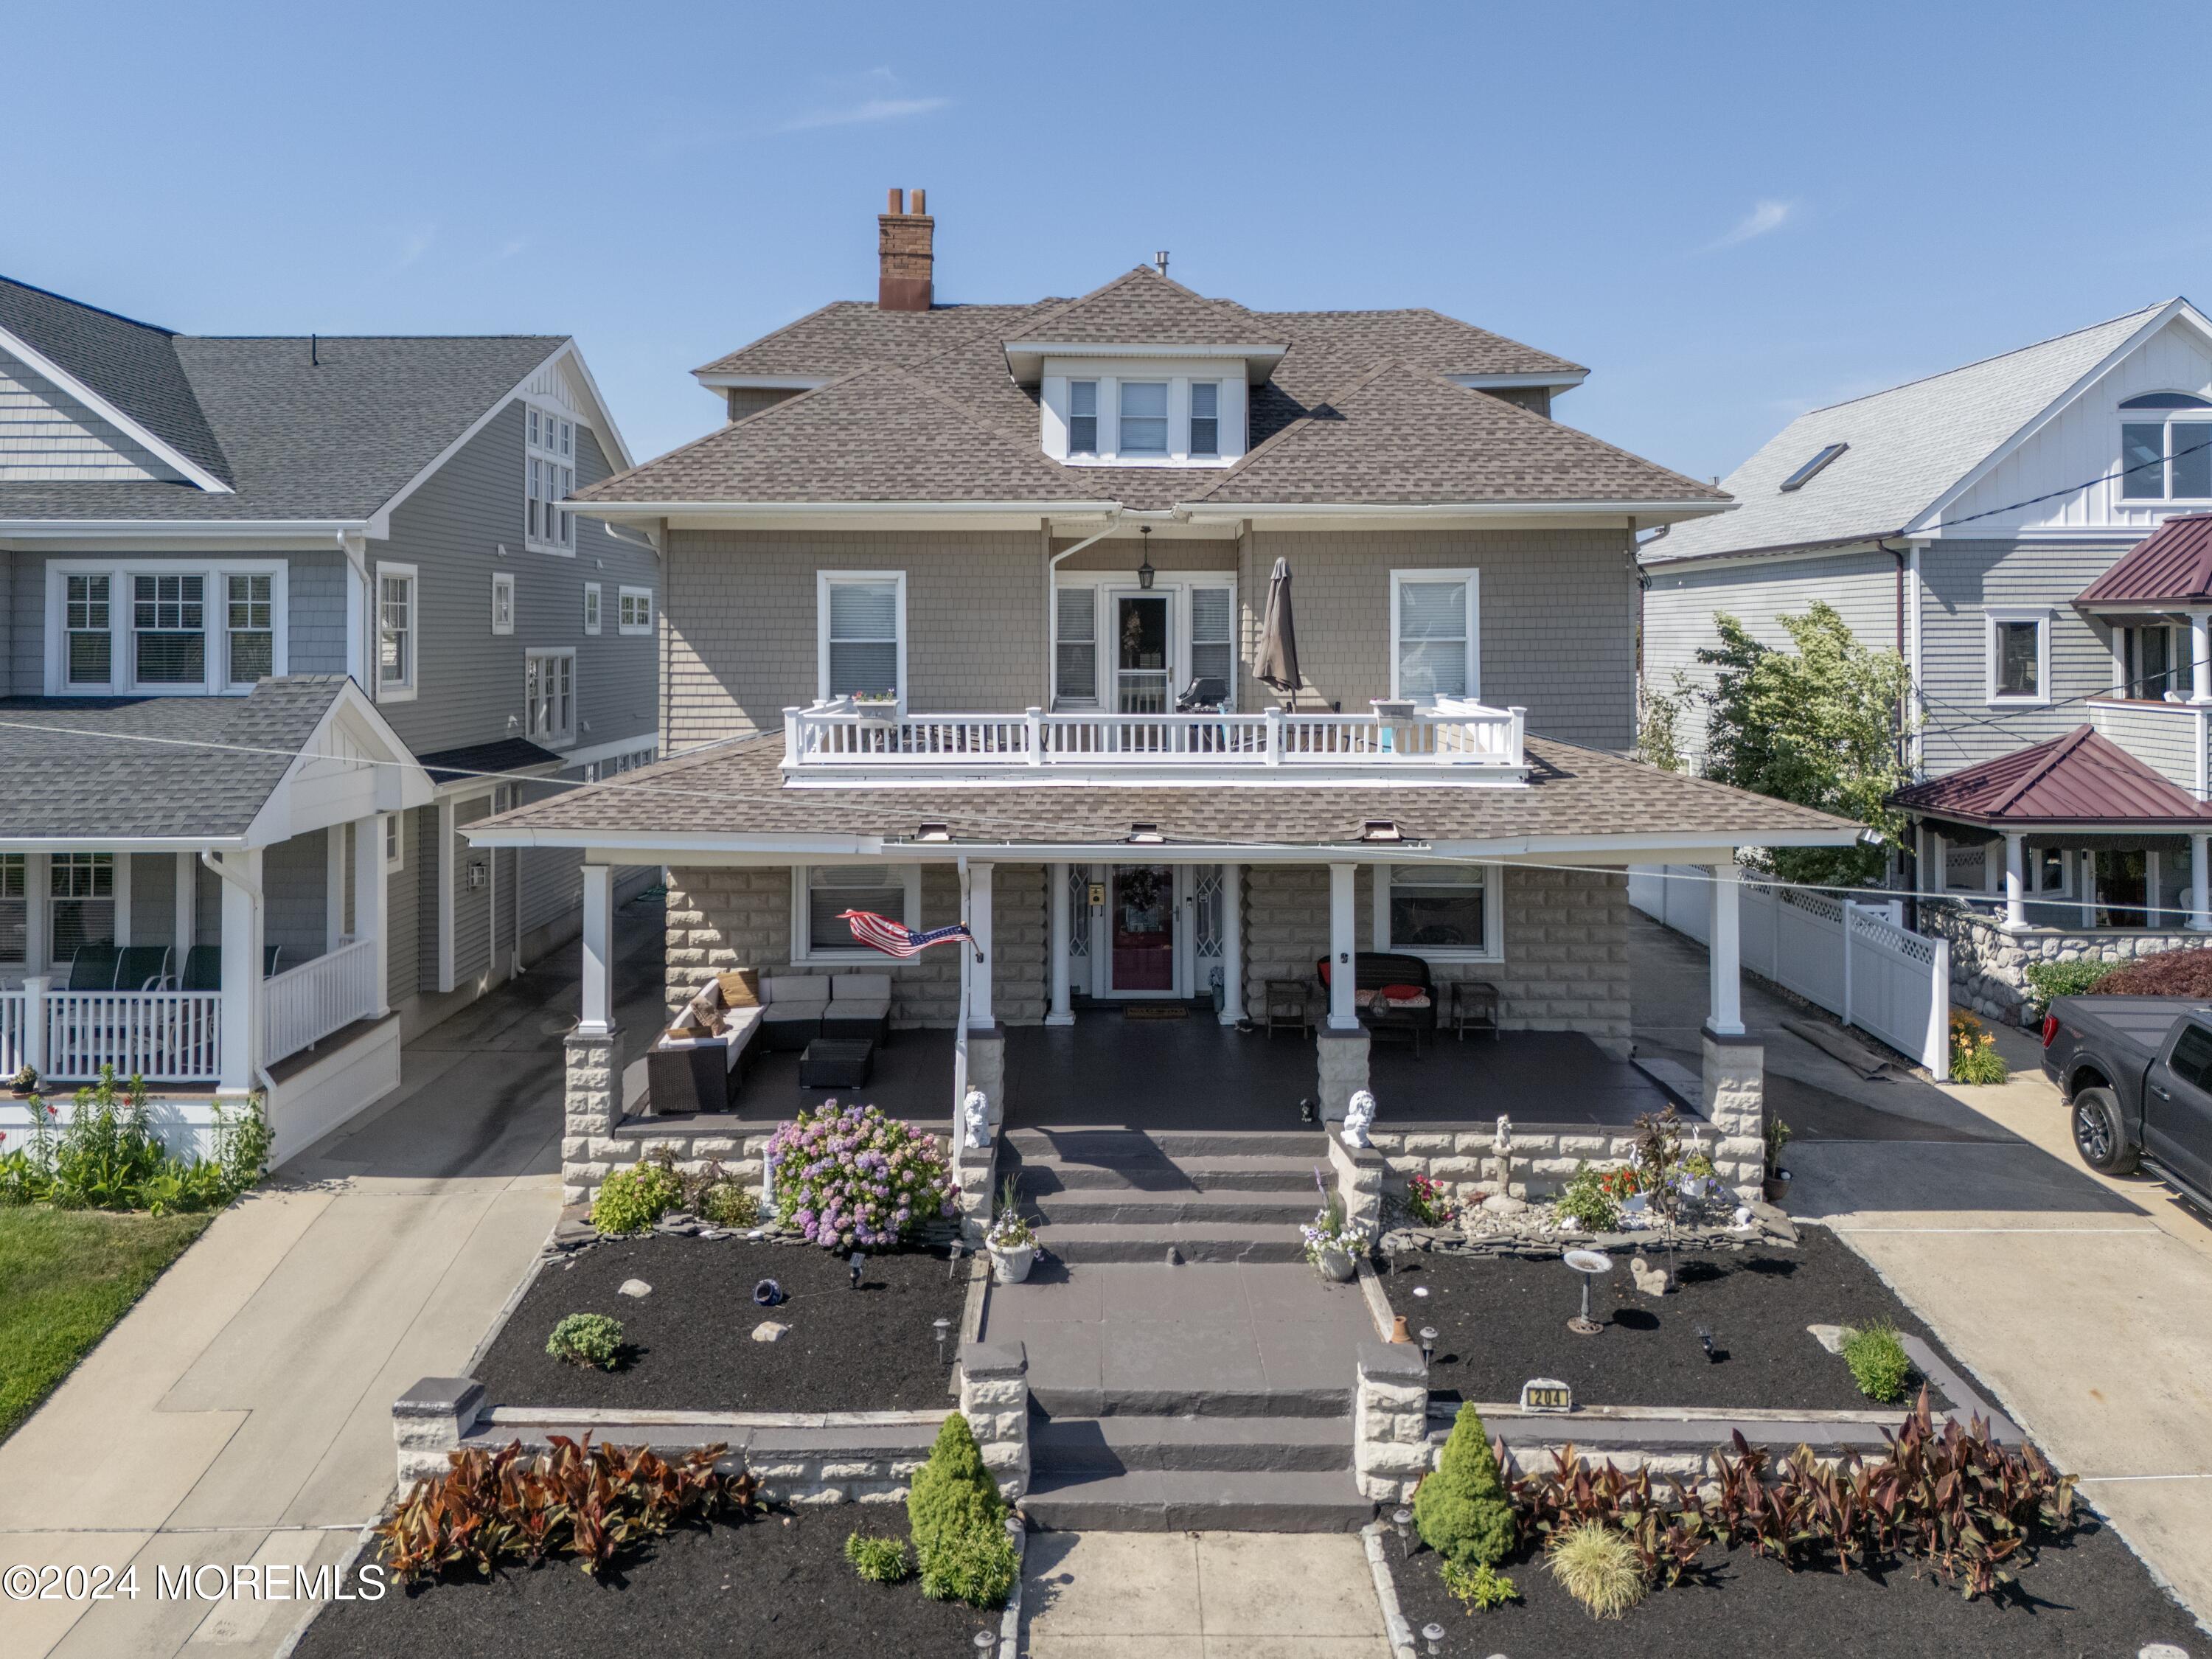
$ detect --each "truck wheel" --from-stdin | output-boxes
[2070,1087,2138,1175]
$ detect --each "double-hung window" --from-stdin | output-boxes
[618,586,653,635]
[1986,608,2049,703]
[819,573,904,703]
[1054,587,1099,705]
[1068,381,1099,455]
[133,574,204,686]
[491,571,515,635]
[1118,382,1168,454]
[383,813,405,873]
[1391,571,1478,700]
[2121,393,2212,501]
[525,648,576,743]
[526,407,577,551]
[1189,585,1235,698]
[582,582,602,635]
[66,574,111,686]
[1189,383,1220,457]
[226,574,274,686]
[0,855,24,964]
[378,565,417,699]
[49,852,115,966]
[1379,863,1501,961]
[794,863,919,962]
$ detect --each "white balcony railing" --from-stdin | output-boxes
[265,937,381,1065]
[781,698,1528,783]
[44,989,223,1082]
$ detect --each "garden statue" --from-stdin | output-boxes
[1343,1089,1377,1148]
[1489,1113,1513,1189]
[962,1088,992,1150]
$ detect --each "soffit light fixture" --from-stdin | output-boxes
[1138,524,1155,590]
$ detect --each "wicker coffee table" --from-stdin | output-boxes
[799,1036,874,1089]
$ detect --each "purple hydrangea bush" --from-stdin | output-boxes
[767,1101,956,1250]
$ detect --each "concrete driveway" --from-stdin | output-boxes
[0,894,666,1659]
[1633,912,2212,1627]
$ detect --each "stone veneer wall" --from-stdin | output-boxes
[1241,864,1631,1053]
[1925,900,2207,1026]
[665,863,1046,1027]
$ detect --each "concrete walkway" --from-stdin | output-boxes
[1632,911,2212,1627]
[0,895,666,1659]
[1023,1531,1389,1658]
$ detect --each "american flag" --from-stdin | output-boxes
[838,910,983,961]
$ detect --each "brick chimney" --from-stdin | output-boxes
[877,187,933,312]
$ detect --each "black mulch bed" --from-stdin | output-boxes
[1387,1225,1978,1413]
[1390,1517,2207,1658]
[476,1235,967,1413]
[293,1509,995,1659]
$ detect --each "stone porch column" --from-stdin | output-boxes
[1703,1029,1765,1204]
[958,1340,1030,1503]
[2002,832,2028,932]
[1046,861,1074,1024]
[563,1025,623,1207]
[1705,860,1744,1038]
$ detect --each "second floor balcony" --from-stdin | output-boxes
[779,697,1528,786]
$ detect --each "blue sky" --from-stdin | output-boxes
[10,1,2205,480]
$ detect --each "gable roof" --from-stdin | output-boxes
[2076,511,2212,606]
[1648,302,2177,564]
[1005,266,1270,347]
[1889,724,2212,827]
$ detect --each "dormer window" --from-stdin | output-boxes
[1068,380,1099,455]
[1119,383,1168,454]
[1190,383,1219,457]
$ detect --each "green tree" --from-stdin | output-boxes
[1413,1402,1517,1568]
[1635,672,1691,773]
[1698,602,1913,888]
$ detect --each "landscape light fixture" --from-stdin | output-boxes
[974,1632,997,1658]
[1419,1326,1438,1368]
[1422,1621,1445,1656]
[1137,524,1155,589]
[947,1237,965,1281]
[1697,1324,1719,1363]
[934,1316,952,1366]
[849,1251,866,1290]
[1563,1248,1613,1336]
[1393,1506,1413,1559]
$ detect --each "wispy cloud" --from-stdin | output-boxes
[1710,199,1795,251]
[778,93,950,133]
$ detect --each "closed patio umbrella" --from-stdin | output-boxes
[1253,557,1302,711]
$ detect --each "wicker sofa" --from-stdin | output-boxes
[647,970,766,1114]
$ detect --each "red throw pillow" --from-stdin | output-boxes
[1380,983,1425,1003]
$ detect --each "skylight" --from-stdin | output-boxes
[1779,442,1848,492]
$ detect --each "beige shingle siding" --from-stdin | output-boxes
[1916,538,2125,775]
[0,348,168,481]
[1641,546,1898,768]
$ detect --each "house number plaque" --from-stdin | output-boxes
[1520,1378,1573,1413]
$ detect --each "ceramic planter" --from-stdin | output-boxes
[989,1242,1035,1284]
[1313,1245,1357,1283]
[1762,1171,1791,1204]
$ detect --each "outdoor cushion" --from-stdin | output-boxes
[762,975,832,1008]
[830,972,891,1004]
[717,968,761,1007]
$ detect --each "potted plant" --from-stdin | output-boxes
[984,1175,1037,1284]
[852,691,900,722]
[1762,1115,1793,1204]
[1301,1183,1366,1282]
[8,1065,35,1099]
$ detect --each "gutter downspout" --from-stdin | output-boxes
[200,849,279,1094]
[1043,508,1124,706]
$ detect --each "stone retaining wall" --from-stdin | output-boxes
[1925,900,2205,1026]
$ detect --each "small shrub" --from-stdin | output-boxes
[1413,1403,1517,1568]
[1840,1321,1914,1403]
[908,1413,1013,1608]
[1552,1163,1621,1233]
[1948,1013,2008,1085]
[697,1178,759,1230]
[2023,958,2119,1013]
[591,1155,684,1234]
[1547,1523,1645,1619]
[2085,945,2212,999]
[1402,1172,1456,1228]
[0,1071,265,1213]
[768,1102,956,1249]
[919,1525,1018,1607]
[843,1531,912,1584]
[1441,1559,1517,1611]
[546,1312,625,1370]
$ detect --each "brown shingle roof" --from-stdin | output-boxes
[2076,513,2212,606]
[695,300,1061,378]
[1005,267,1270,347]
[475,732,1855,849]
[1890,726,2212,827]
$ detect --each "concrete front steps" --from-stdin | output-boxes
[1023,1467,1372,1532]
[1005,1128,1324,1265]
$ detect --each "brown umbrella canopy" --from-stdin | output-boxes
[1253,557,1302,709]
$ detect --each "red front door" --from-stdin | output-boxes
[1110,865,1175,992]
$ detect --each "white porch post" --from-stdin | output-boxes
[1046,861,1074,1025]
[2003,832,2028,931]
[2194,835,2211,931]
[354,814,389,1017]
[968,863,995,1029]
[173,851,195,960]
[1705,860,1744,1037]
[1929,830,1947,894]
[216,849,263,1096]
[1326,862,1358,1031]
[2191,610,2212,705]
[1219,863,1245,1026]
[577,863,614,1038]
[326,827,347,946]
[2079,850,2097,929]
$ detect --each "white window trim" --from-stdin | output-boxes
[816,570,908,708]
[383,813,405,874]
[491,571,516,636]
[2118,400,2212,504]
[617,585,654,636]
[43,560,288,697]
[1985,607,2051,706]
[1388,568,1481,703]
[1050,574,1239,712]
[1373,861,1505,964]
[524,647,578,746]
[582,581,602,636]
[375,561,419,703]
[1041,366,1247,467]
[790,863,922,965]
[524,402,577,554]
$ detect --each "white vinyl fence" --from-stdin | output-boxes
[1630,866,1950,1080]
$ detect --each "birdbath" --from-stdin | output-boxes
[1563,1248,1612,1335]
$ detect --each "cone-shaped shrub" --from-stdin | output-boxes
[907,1413,1016,1607]
[1413,1402,1517,1568]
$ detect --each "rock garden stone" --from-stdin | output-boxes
[617,1278,653,1298]
[1807,1323,1848,1354]
[751,1321,789,1343]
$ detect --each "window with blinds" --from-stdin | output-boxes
[1189,586,1234,701]
[802,863,917,956]
[1393,573,1475,700]
[0,855,24,964]
[1055,587,1098,703]
[134,574,205,685]
[823,577,901,699]
[66,574,111,687]
[50,852,115,964]
[226,574,274,686]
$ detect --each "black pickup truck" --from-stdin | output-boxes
[2042,995,2212,1208]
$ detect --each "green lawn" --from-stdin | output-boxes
[0,1206,209,1441]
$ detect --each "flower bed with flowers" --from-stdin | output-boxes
[768,1102,957,1250]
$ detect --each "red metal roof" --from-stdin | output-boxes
[1889,725,2212,827]
[2078,513,2212,606]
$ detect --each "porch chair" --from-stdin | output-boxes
[758,975,832,1051]
[823,972,892,1043]
[175,944,282,990]
[1315,952,1439,1055]
[64,943,123,991]
[116,945,173,991]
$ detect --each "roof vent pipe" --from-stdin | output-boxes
[1155,251,1169,276]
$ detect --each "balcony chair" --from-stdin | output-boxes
[116,945,173,991]
[1173,676,1229,713]
[63,943,122,991]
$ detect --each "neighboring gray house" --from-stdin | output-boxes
[0,274,658,1161]
[1641,298,2212,1019]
